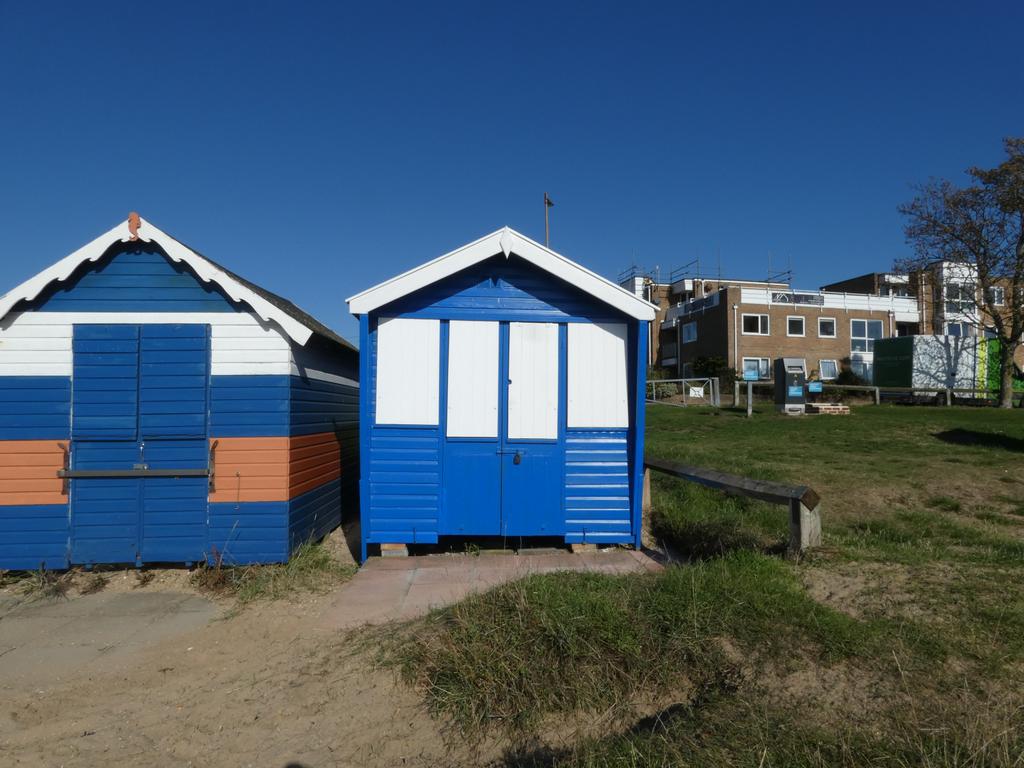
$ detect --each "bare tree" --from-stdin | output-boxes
[898,137,1024,408]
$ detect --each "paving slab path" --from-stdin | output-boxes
[0,591,219,691]
[320,548,663,630]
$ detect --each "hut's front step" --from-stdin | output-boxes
[380,543,409,557]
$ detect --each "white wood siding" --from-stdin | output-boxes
[375,317,439,425]
[568,323,629,429]
[0,312,293,377]
[507,322,559,440]
[446,321,499,438]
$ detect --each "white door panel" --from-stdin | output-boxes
[507,322,559,440]
[568,322,629,428]
[446,321,499,437]
[375,317,440,425]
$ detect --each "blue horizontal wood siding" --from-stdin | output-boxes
[208,500,289,565]
[290,376,359,506]
[363,314,440,547]
[377,256,627,322]
[366,428,441,544]
[0,376,70,440]
[289,477,342,550]
[563,430,633,543]
[0,505,69,570]
[25,243,237,313]
[210,375,291,437]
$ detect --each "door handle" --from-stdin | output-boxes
[513,451,522,465]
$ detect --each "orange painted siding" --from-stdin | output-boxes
[208,433,342,504]
[0,441,67,506]
[209,437,290,503]
[289,432,341,499]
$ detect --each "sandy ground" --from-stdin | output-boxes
[0,536,662,768]
[0,585,481,768]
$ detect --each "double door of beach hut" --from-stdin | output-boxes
[68,323,210,565]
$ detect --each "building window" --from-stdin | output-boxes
[681,322,697,344]
[742,314,769,335]
[742,357,771,380]
[681,362,695,378]
[819,360,839,380]
[786,316,805,337]
[945,283,975,315]
[987,286,1005,306]
[946,322,971,337]
[818,317,836,338]
[850,319,883,352]
[851,356,873,382]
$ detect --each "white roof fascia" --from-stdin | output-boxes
[0,217,314,345]
[346,227,658,321]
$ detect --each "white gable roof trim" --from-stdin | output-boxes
[0,217,314,345]
[346,227,658,321]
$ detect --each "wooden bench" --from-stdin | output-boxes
[643,457,822,555]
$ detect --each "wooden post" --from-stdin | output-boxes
[873,387,880,406]
[788,498,822,556]
[945,388,952,407]
[734,380,740,407]
[642,467,652,519]
[746,381,753,418]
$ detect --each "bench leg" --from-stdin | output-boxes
[789,500,822,555]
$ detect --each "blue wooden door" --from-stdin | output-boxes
[70,324,210,565]
[441,321,563,538]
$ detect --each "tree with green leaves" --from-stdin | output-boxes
[898,138,1024,408]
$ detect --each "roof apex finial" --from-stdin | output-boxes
[499,227,513,258]
[128,212,141,241]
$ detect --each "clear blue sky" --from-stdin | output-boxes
[1,1,1021,342]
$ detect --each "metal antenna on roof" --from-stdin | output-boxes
[767,251,793,287]
[544,193,554,247]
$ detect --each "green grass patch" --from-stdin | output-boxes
[505,689,1024,768]
[927,495,962,513]
[383,552,888,740]
[191,542,354,605]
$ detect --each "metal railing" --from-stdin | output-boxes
[648,377,720,407]
[731,380,1024,407]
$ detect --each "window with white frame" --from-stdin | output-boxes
[945,283,975,315]
[850,319,883,352]
[987,286,1005,306]
[851,355,873,382]
[681,322,697,344]
[818,317,836,338]
[786,316,805,337]
[819,359,839,380]
[742,357,771,379]
[946,322,971,337]
[741,314,769,335]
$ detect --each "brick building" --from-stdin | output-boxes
[623,259,1021,383]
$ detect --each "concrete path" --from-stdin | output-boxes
[320,548,662,630]
[0,591,218,691]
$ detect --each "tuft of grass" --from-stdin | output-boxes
[79,571,108,595]
[381,552,886,740]
[650,479,786,559]
[191,542,355,605]
[18,568,73,602]
[927,495,963,513]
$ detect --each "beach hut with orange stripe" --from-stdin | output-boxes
[0,214,358,569]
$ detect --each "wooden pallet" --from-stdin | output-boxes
[806,403,850,415]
